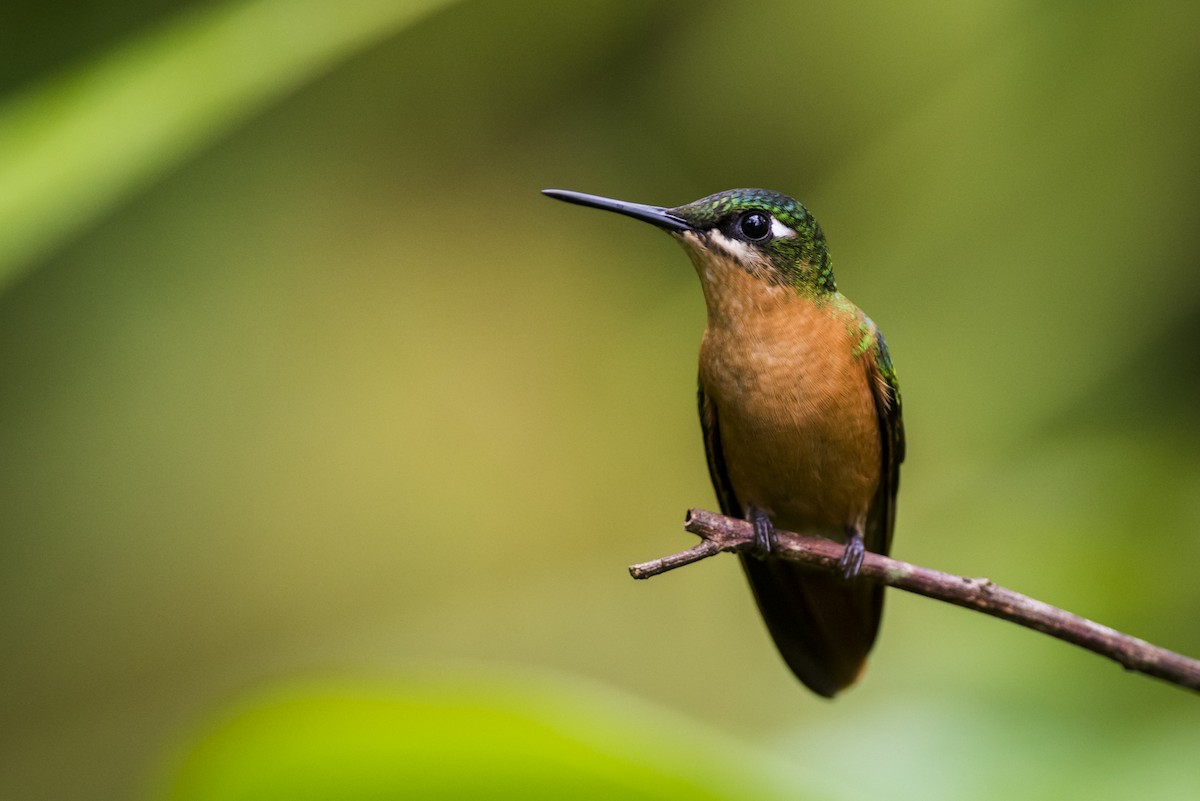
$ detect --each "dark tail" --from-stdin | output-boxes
[739,555,884,697]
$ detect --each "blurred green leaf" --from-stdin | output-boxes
[154,677,823,801]
[0,0,452,292]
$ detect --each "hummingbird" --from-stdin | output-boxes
[543,187,904,697]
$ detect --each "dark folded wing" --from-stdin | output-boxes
[865,327,905,557]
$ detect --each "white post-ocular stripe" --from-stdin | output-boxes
[706,228,758,263]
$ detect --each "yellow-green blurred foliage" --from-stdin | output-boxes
[2,1,1199,799]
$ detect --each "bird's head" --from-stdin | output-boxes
[543,188,836,296]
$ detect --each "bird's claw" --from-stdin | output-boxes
[839,528,865,579]
[748,507,776,558]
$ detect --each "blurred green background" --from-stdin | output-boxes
[2,0,1199,798]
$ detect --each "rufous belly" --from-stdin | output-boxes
[698,292,880,539]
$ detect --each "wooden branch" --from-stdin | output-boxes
[629,508,1200,693]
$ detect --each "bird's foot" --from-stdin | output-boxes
[747,506,776,558]
[838,526,865,579]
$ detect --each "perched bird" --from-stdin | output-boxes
[543,187,905,697]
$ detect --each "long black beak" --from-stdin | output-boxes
[542,189,692,232]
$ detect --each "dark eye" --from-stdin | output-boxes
[737,211,771,242]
